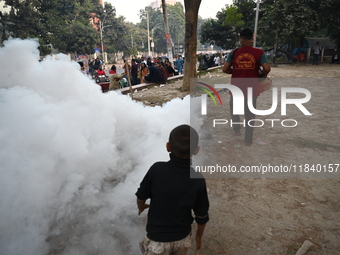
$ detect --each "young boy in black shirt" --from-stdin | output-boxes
[136,125,209,255]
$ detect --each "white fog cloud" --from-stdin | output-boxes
[0,38,202,254]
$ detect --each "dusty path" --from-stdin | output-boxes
[133,63,340,255]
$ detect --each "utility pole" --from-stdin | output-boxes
[161,0,173,62]
[100,20,104,56]
[99,10,113,63]
[147,10,151,56]
[152,29,155,56]
[253,0,260,47]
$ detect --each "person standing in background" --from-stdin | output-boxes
[174,56,184,75]
[131,59,139,85]
[313,42,322,65]
[214,54,220,66]
[140,62,148,83]
[166,61,176,77]
[223,28,271,146]
[109,65,123,90]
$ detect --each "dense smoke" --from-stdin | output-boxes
[0,38,202,254]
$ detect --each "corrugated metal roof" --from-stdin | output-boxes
[306,37,336,48]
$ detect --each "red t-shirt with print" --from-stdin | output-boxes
[231,46,264,97]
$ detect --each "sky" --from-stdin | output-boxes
[107,0,233,24]
[0,0,233,23]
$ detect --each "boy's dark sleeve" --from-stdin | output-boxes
[193,179,210,225]
[135,167,153,200]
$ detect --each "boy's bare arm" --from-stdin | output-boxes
[137,198,150,215]
[195,223,206,250]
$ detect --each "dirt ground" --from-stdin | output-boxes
[132,63,340,255]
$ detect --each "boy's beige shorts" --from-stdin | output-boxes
[139,233,191,255]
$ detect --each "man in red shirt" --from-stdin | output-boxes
[223,28,271,146]
[96,65,106,76]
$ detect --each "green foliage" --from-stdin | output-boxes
[200,18,235,49]
[97,3,131,54]
[319,0,340,48]
[139,7,166,53]
[233,0,256,29]
[168,3,185,48]
[224,5,244,28]
[200,0,340,51]
[258,0,338,48]
[2,0,339,56]
[2,0,101,54]
[200,5,238,49]
[260,0,320,45]
[2,0,40,40]
[138,3,185,54]
[1,0,186,56]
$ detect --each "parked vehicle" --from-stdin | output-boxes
[95,74,109,83]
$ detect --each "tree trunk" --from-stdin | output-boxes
[273,33,278,65]
[183,0,201,90]
[161,0,173,62]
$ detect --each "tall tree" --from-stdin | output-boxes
[200,4,244,49]
[2,0,43,50]
[138,7,166,54]
[259,0,320,49]
[2,0,101,54]
[95,3,132,54]
[319,0,340,48]
[223,5,244,46]
[183,0,201,90]
[169,3,185,49]
[233,0,256,30]
[138,3,185,55]
[200,13,235,50]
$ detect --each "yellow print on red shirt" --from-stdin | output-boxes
[234,53,256,69]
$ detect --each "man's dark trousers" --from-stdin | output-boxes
[230,95,257,143]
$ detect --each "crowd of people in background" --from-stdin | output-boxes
[84,53,229,91]
[81,46,339,89]
[105,55,184,90]
[200,53,227,70]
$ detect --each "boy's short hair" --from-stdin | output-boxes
[240,28,253,40]
[168,125,199,158]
